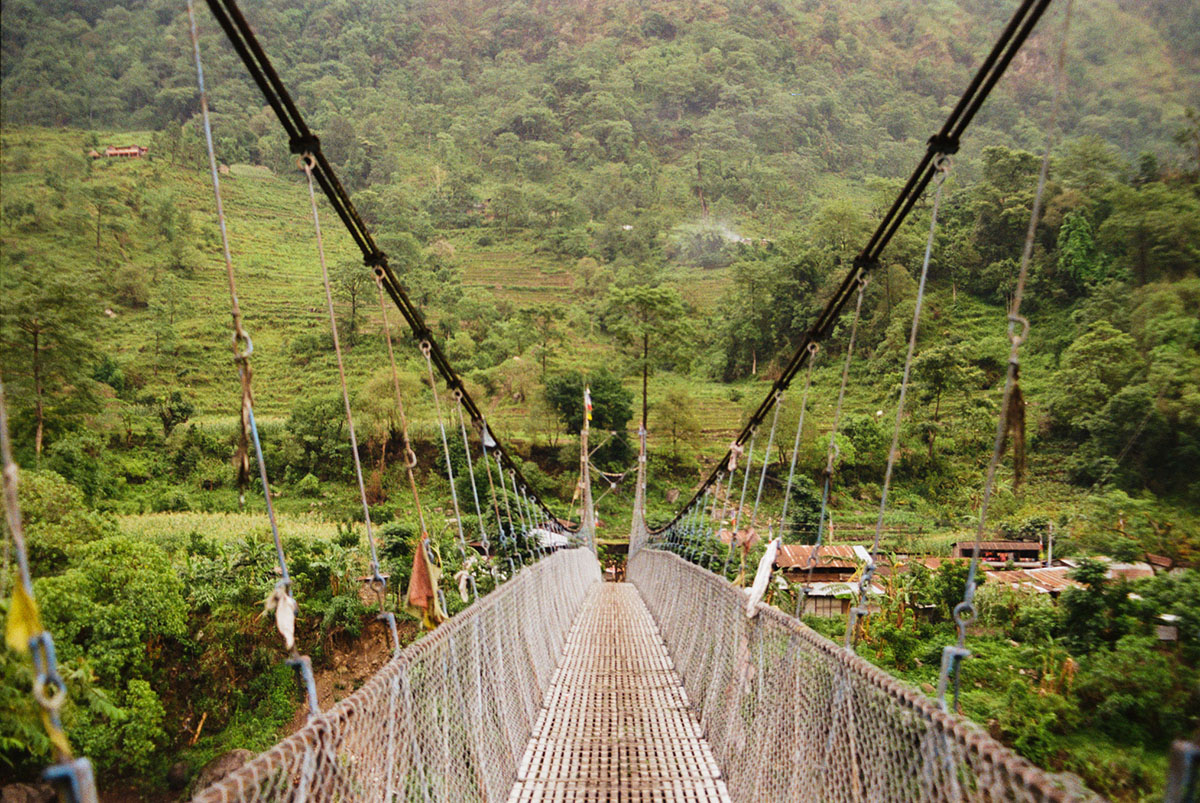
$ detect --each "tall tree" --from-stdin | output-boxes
[333,260,372,346]
[0,264,100,457]
[528,304,565,377]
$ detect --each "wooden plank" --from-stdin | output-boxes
[508,584,731,802]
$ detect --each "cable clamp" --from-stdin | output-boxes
[378,611,402,657]
[927,133,960,155]
[288,133,321,156]
[843,605,869,650]
[43,758,98,803]
[852,255,879,274]
[30,633,67,715]
[231,329,254,362]
[936,645,971,712]
[286,655,321,719]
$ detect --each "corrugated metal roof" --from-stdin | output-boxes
[1108,562,1154,581]
[987,567,1081,594]
[952,541,1042,552]
[775,544,868,569]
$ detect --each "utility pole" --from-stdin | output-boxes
[580,385,596,553]
[631,333,650,556]
[642,332,649,434]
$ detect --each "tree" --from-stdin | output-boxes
[1045,321,1140,438]
[150,391,194,438]
[784,474,823,543]
[544,369,632,436]
[333,260,372,346]
[931,560,984,624]
[0,264,100,458]
[912,343,982,459]
[151,275,184,374]
[286,394,348,479]
[527,304,565,377]
[1059,558,1131,653]
[1097,184,1200,285]
[655,388,700,458]
[1055,211,1110,294]
[602,282,691,413]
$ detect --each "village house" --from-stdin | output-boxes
[950,540,1041,565]
[89,145,149,159]
[775,544,879,617]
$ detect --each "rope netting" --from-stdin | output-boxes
[627,548,1099,803]
[192,548,600,803]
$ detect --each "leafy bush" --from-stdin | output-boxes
[153,488,193,512]
[36,535,188,683]
[13,470,116,573]
[45,432,118,502]
[1074,635,1197,745]
[295,472,322,498]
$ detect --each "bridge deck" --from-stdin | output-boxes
[509,583,730,803]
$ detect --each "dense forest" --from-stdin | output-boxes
[1,0,1199,799]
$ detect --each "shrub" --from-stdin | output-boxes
[15,470,116,573]
[45,433,118,502]
[295,472,322,498]
[153,488,193,512]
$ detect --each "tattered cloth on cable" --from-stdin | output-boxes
[407,535,447,629]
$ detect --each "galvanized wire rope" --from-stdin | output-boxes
[750,391,784,531]
[1,375,98,802]
[372,272,432,545]
[847,156,952,651]
[510,470,529,535]
[777,344,820,534]
[723,429,757,576]
[493,449,516,538]
[452,390,490,555]
[801,278,868,610]
[940,0,1074,713]
[303,157,385,605]
[421,344,471,556]
[188,0,318,717]
[198,0,562,529]
[479,427,508,549]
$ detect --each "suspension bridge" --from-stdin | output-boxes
[3,0,1197,800]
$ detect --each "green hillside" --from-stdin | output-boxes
[2,0,1200,798]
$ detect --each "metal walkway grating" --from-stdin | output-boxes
[509,583,731,802]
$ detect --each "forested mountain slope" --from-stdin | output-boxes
[2,0,1200,799]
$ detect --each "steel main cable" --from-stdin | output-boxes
[653,0,1056,534]
[200,0,566,531]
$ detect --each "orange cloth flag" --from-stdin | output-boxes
[407,535,447,630]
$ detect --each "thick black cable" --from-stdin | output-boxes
[653,0,1055,534]
[200,0,568,530]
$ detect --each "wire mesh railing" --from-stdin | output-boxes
[192,548,601,803]
[627,548,1099,803]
